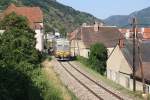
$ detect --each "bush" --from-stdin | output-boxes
[88,43,108,75]
[76,56,88,65]
[31,68,63,100]
[0,13,60,100]
[47,56,52,61]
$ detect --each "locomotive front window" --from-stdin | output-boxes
[57,45,64,51]
[64,45,69,51]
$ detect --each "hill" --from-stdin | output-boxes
[0,0,101,33]
[104,7,150,28]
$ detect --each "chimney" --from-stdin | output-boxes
[99,22,104,26]
[82,23,87,27]
[141,27,144,35]
[94,22,99,32]
[7,3,16,9]
[119,38,124,48]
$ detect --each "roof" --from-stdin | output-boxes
[119,27,150,40]
[119,28,130,34]
[143,33,150,39]
[3,3,43,29]
[121,39,150,83]
[143,28,150,33]
[121,39,140,71]
[142,28,150,39]
[135,62,150,84]
[69,25,121,48]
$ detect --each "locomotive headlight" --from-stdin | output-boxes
[64,51,70,57]
[56,51,63,56]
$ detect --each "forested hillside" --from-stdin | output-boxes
[0,0,101,33]
[104,7,150,27]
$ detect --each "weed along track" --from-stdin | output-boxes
[58,61,124,100]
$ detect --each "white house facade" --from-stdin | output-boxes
[2,3,44,52]
[35,23,44,51]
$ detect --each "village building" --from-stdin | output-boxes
[68,22,121,58]
[0,3,44,51]
[141,28,150,40]
[107,37,150,93]
[119,27,150,40]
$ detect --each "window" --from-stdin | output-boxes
[40,29,43,33]
[88,51,90,57]
[125,77,130,88]
[115,72,118,82]
[145,85,149,93]
[109,69,112,79]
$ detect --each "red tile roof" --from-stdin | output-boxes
[119,28,129,34]
[69,25,122,48]
[143,33,150,39]
[83,27,121,48]
[143,28,150,33]
[119,28,150,40]
[142,28,150,39]
[3,3,43,29]
[68,28,79,40]
[135,62,150,83]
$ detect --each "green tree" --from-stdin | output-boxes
[0,13,43,100]
[0,12,30,30]
[88,43,108,75]
[0,12,42,64]
[0,12,63,100]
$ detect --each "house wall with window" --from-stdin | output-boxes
[107,45,150,93]
[119,72,131,88]
[35,23,44,51]
[69,23,121,59]
[70,40,115,58]
[107,45,133,89]
[70,40,89,58]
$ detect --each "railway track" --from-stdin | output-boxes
[58,61,124,100]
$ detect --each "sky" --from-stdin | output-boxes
[57,0,150,19]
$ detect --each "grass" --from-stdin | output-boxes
[76,56,146,100]
[42,60,78,100]
[47,55,52,61]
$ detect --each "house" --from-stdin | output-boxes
[68,22,121,58]
[119,28,131,39]
[141,28,150,40]
[107,38,150,93]
[1,3,44,51]
[119,27,150,40]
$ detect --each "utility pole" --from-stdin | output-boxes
[132,17,136,92]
